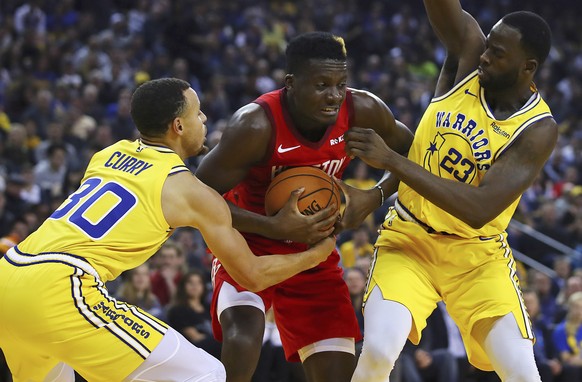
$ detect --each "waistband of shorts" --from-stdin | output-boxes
[394,198,452,235]
[5,246,101,279]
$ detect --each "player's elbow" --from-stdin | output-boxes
[231,273,264,293]
[462,211,496,229]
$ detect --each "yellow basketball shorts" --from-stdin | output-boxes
[365,208,533,371]
[0,248,168,382]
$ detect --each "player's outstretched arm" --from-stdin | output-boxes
[162,172,335,292]
[196,104,336,244]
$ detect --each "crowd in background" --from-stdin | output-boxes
[1,0,582,381]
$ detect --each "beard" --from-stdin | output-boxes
[479,68,519,92]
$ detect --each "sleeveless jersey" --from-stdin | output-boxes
[16,139,190,281]
[223,87,354,253]
[394,70,552,239]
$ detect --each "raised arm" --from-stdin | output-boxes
[162,172,335,292]
[195,104,337,244]
[423,0,486,93]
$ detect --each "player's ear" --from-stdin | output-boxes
[524,59,537,75]
[172,118,183,135]
[284,74,294,89]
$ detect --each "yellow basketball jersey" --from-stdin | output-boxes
[395,70,552,238]
[17,139,190,281]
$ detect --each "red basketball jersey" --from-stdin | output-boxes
[223,88,354,254]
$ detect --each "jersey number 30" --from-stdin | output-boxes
[50,177,137,240]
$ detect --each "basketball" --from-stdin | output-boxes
[264,166,342,216]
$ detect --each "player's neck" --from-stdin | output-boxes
[139,136,181,157]
[484,87,534,119]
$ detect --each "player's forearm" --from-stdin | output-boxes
[385,153,496,228]
[376,171,399,202]
[247,249,327,292]
[423,0,467,53]
[228,201,278,238]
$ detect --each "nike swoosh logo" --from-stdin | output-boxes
[464,89,477,97]
[277,144,301,153]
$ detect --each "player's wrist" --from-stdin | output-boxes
[374,184,385,207]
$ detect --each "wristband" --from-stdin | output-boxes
[375,184,385,207]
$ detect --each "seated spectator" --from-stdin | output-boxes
[0,218,29,257]
[253,309,306,382]
[552,291,582,379]
[166,269,221,359]
[149,240,186,306]
[522,289,563,382]
[34,121,78,167]
[33,142,68,201]
[344,267,366,356]
[172,227,211,273]
[554,275,582,324]
[531,270,559,327]
[3,123,35,173]
[115,263,164,320]
[398,338,459,382]
[339,224,375,268]
[17,164,41,209]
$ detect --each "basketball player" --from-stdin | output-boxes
[0,78,336,382]
[195,32,413,382]
[343,2,556,381]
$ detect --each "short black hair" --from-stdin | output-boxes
[130,78,190,137]
[286,32,347,74]
[502,11,551,65]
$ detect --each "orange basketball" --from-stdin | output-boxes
[264,166,342,216]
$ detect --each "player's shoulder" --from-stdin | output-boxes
[349,88,389,112]
[229,102,272,133]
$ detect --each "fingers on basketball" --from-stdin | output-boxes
[264,166,342,217]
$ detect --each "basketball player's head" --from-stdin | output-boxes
[131,78,207,156]
[284,32,348,128]
[479,11,551,91]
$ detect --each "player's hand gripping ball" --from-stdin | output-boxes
[265,166,342,217]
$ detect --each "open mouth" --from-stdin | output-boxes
[321,106,339,115]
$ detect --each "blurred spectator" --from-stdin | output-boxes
[555,275,582,323]
[107,88,136,141]
[339,224,375,269]
[115,263,165,320]
[17,164,41,208]
[552,291,582,379]
[0,218,29,257]
[150,240,186,307]
[531,270,559,327]
[253,309,306,382]
[344,267,366,356]
[523,289,563,382]
[3,123,35,173]
[20,88,58,139]
[13,1,46,37]
[552,256,572,294]
[33,142,68,201]
[33,121,77,166]
[166,269,221,359]
[172,227,211,273]
[398,329,459,382]
[354,252,373,276]
[0,192,17,237]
